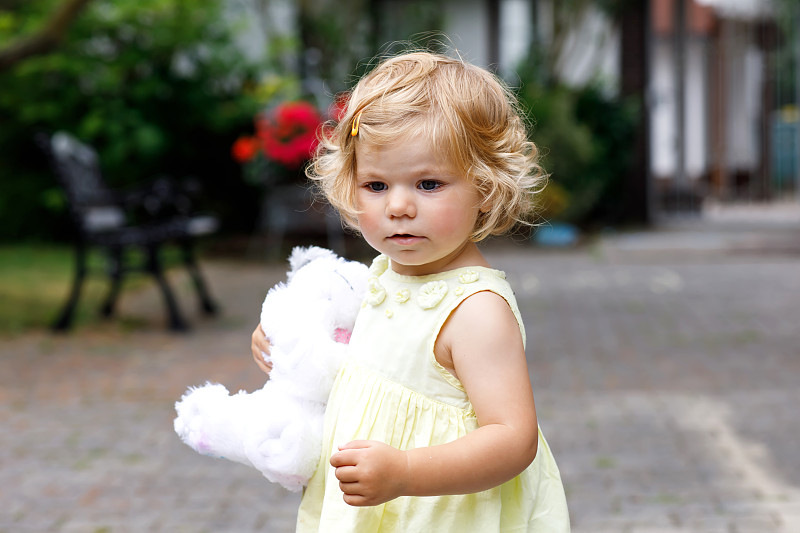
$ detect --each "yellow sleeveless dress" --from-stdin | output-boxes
[296,255,570,532]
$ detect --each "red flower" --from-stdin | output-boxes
[231,136,259,163]
[255,101,322,170]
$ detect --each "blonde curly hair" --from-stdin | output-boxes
[308,51,545,242]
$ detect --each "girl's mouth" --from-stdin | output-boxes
[389,234,423,245]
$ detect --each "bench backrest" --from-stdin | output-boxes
[40,132,126,233]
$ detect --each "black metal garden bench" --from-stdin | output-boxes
[37,131,220,332]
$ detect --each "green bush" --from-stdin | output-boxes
[517,79,639,226]
[0,0,266,241]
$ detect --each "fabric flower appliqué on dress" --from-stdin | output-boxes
[458,270,480,284]
[394,289,410,304]
[365,277,386,306]
[417,280,448,309]
[369,255,389,277]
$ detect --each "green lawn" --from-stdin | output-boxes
[0,244,183,335]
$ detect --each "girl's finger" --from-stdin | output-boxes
[251,348,272,374]
[342,493,369,507]
[333,465,359,482]
[338,479,362,494]
[254,358,272,375]
[330,449,358,468]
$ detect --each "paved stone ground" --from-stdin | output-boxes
[1,225,799,532]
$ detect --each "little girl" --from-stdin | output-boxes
[252,51,570,532]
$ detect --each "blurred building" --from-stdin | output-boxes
[649,0,798,215]
[457,0,798,218]
[233,0,799,221]
[409,0,800,219]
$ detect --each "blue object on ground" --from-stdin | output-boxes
[533,223,579,247]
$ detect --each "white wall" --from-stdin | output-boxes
[722,20,761,171]
[443,0,491,67]
[649,35,711,182]
[499,0,533,78]
[554,5,620,93]
[650,38,677,180]
[685,38,709,179]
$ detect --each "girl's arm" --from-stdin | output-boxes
[331,291,538,506]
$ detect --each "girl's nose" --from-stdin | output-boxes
[385,188,416,218]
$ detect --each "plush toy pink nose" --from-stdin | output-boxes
[333,328,352,344]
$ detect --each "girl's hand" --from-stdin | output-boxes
[330,440,409,507]
[251,324,272,375]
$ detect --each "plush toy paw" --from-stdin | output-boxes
[174,383,219,456]
[174,383,251,466]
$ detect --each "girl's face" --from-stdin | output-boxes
[354,135,485,276]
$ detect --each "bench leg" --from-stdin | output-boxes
[146,244,188,331]
[180,240,218,315]
[100,246,123,318]
[53,243,87,331]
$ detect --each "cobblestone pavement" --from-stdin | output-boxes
[1,227,799,532]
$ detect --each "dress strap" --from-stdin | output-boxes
[425,268,526,392]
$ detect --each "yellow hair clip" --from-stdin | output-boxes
[351,111,362,137]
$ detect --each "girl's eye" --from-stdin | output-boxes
[419,180,441,191]
[366,182,387,192]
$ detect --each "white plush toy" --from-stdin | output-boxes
[174,246,369,491]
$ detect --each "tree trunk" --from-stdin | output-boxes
[0,0,93,72]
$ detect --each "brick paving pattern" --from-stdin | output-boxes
[1,227,799,532]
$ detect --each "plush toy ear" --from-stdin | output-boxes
[287,246,338,281]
